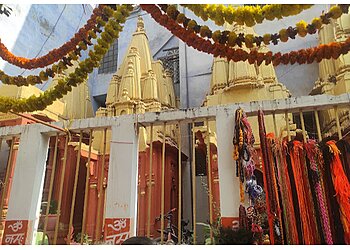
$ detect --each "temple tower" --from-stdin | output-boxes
[310,7,350,136]
[204,22,292,149]
[93,17,180,238]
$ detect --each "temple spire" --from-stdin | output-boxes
[136,16,145,32]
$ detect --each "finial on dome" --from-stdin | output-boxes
[137,16,144,32]
[127,60,134,74]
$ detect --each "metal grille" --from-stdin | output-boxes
[98,39,118,74]
[158,47,180,97]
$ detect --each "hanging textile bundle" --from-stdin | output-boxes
[271,137,299,244]
[289,140,320,244]
[326,140,350,244]
[233,108,257,203]
[336,140,350,191]
[239,204,249,231]
[258,110,283,244]
[305,140,333,245]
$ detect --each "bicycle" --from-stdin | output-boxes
[154,208,193,245]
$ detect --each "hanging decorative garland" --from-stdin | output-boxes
[325,141,350,244]
[232,108,258,203]
[0,15,108,87]
[162,4,349,48]
[0,4,112,69]
[0,4,133,113]
[181,4,314,27]
[273,139,299,244]
[305,140,333,245]
[141,4,350,67]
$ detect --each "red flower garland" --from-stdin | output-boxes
[0,5,106,69]
[141,4,350,67]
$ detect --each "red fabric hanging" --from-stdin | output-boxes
[289,140,319,244]
[258,110,283,244]
[326,140,350,244]
[276,139,299,244]
[305,140,333,244]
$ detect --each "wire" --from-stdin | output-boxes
[39,5,89,91]
[35,4,67,59]
[74,5,85,33]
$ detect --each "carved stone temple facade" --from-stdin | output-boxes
[310,10,350,137]
[2,7,350,246]
[92,16,181,238]
[195,22,293,228]
[204,23,291,144]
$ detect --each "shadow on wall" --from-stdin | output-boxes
[1,4,93,99]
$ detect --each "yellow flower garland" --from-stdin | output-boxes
[0,4,133,113]
[164,4,347,48]
[181,4,313,27]
[0,13,113,87]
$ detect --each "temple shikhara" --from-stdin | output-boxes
[0,3,350,246]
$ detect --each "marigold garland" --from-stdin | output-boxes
[141,4,350,67]
[162,4,349,48]
[181,4,314,27]
[0,4,133,113]
[0,5,119,86]
[0,4,114,70]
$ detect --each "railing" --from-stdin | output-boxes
[0,93,349,245]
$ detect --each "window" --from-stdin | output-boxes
[98,39,118,74]
[158,47,180,98]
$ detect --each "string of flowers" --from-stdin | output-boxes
[181,4,314,27]
[162,4,349,48]
[0,5,116,86]
[0,4,112,69]
[0,4,133,113]
[141,4,350,67]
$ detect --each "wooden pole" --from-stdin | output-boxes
[206,119,214,244]
[299,111,307,143]
[81,130,93,244]
[334,106,342,139]
[0,137,15,224]
[177,122,182,244]
[160,123,166,244]
[9,111,66,133]
[191,122,197,244]
[53,134,69,244]
[314,110,322,142]
[42,134,59,244]
[272,112,278,137]
[146,124,153,238]
[67,132,83,244]
[285,111,291,141]
[95,128,107,242]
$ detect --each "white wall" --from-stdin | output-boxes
[0,4,93,97]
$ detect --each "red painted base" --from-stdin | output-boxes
[2,220,28,245]
[104,218,130,245]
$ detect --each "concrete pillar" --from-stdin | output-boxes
[215,110,240,230]
[104,117,139,244]
[2,124,50,245]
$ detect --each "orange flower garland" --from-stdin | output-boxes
[0,4,112,69]
[0,4,133,113]
[161,4,349,48]
[141,4,350,67]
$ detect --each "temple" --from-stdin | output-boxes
[310,10,350,136]
[1,4,350,246]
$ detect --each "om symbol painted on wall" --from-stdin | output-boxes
[2,220,28,245]
[104,218,130,245]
